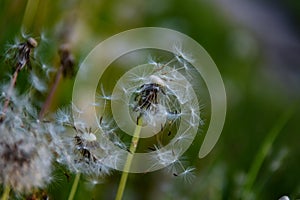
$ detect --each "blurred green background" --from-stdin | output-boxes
[1,0,300,199]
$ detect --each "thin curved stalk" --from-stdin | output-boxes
[39,65,63,119]
[1,185,11,200]
[115,118,143,200]
[68,173,81,200]
[1,66,21,114]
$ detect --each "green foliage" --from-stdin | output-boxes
[1,0,300,199]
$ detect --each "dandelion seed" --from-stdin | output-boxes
[41,64,56,78]
[97,84,112,101]
[56,107,72,124]
[177,167,196,184]
[173,43,194,64]
[173,129,195,146]
[270,148,288,172]
[40,31,50,43]
[71,102,84,115]
[29,71,47,92]
[85,177,103,190]
[155,147,180,166]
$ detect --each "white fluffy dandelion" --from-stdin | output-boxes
[0,126,52,193]
[52,107,113,179]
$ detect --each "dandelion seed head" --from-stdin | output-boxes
[0,127,52,193]
[53,109,112,178]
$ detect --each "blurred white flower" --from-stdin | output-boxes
[0,124,52,193]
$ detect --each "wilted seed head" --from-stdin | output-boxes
[4,36,38,71]
[59,44,75,78]
[17,38,37,69]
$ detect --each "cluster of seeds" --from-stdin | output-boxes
[0,33,202,199]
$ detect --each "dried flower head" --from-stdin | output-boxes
[59,44,75,78]
[5,37,38,71]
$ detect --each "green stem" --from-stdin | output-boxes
[68,173,81,200]
[1,185,11,200]
[242,108,294,199]
[115,118,143,200]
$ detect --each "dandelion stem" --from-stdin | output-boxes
[1,65,22,116]
[39,64,63,119]
[1,185,11,200]
[242,107,294,199]
[115,117,143,200]
[68,173,81,200]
